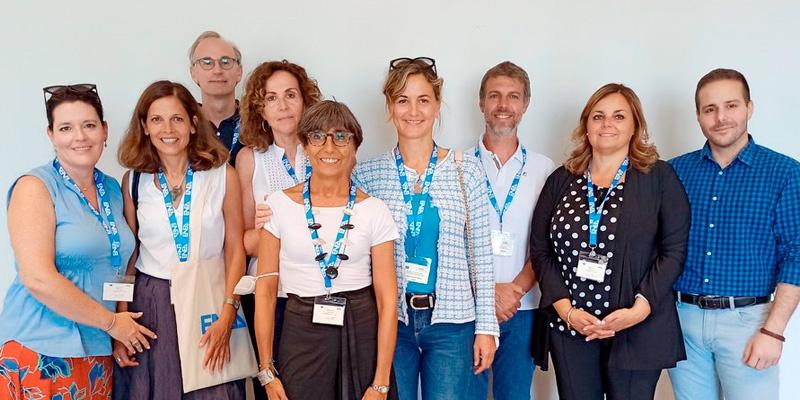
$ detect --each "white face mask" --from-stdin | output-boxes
[233,272,279,295]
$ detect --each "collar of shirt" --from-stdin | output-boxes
[477,134,524,172]
[700,134,757,167]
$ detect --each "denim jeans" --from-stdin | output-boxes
[393,307,475,400]
[669,301,779,400]
[469,309,536,400]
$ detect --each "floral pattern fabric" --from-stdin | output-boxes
[0,341,112,400]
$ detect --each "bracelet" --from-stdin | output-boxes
[103,314,117,332]
[760,327,786,343]
[566,307,576,330]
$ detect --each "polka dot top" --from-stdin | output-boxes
[548,175,625,336]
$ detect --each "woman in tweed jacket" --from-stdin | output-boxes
[354,57,499,400]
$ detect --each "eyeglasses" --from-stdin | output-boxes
[42,83,98,104]
[306,130,354,147]
[389,57,437,76]
[192,56,240,71]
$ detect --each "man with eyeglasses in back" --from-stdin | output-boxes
[189,30,244,165]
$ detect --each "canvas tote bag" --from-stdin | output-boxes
[170,168,258,393]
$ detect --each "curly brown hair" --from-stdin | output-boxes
[239,60,322,151]
[118,80,228,173]
[564,83,659,175]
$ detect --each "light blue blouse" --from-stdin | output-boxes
[0,163,135,357]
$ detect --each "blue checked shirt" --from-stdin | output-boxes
[669,136,800,296]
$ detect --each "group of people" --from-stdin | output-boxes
[0,30,797,400]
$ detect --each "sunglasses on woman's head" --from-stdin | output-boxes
[389,57,437,76]
[42,83,99,104]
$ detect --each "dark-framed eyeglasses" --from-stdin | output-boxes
[42,83,98,104]
[389,57,437,76]
[306,130,354,147]
[192,56,240,71]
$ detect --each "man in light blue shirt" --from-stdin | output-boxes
[469,61,555,400]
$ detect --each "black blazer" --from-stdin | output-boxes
[530,160,690,370]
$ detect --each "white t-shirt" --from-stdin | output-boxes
[470,138,555,310]
[264,190,399,297]
[133,165,227,280]
[248,144,308,276]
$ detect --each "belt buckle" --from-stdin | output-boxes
[409,294,433,310]
[698,296,720,310]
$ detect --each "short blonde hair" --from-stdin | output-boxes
[188,31,242,64]
[383,59,443,107]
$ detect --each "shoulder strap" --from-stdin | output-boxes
[454,151,477,298]
[132,171,141,211]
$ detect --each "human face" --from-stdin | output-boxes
[480,76,529,137]
[261,70,304,138]
[144,96,195,158]
[586,93,635,156]
[47,101,108,171]
[696,79,753,151]
[304,127,357,180]
[389,74,440,141]
[190,38,242,97]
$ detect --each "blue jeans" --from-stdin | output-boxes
[470,309,536,400]
[393,308,475,400]
[668,301,778,400]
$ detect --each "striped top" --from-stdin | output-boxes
[355,149,499,336]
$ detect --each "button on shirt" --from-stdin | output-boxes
[208,104,242,166]
[470,138,555,310]
[669,136,800,296]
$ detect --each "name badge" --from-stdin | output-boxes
[404,256,432,285]
[103,274,136,302]
[491,230,515,257]
[313,296,347,326]
[576,251,609,283]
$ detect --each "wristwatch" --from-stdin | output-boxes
[370,384,390,394]
[256,364,279,386]
[224,297,241,311]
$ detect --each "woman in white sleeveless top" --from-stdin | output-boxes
[234,60,322,396]
[114,80,248,399]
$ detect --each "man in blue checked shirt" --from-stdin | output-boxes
[468,61,555,400]
[668,68,800,400]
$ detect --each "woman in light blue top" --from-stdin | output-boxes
[0,84,153,399]
[354,57,499,400]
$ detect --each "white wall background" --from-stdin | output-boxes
[1,1,798,398]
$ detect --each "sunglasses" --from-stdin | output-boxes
[42,83,98,104]
[389,57,437,76]
[306,130,354,147]
[192,56,240,71]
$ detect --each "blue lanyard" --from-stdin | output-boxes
[303,177,357,291]
[395,144,438,242]
[157,167,194,262]
[52,159,123,274]
[281,152,311,185]
[586,158,628,249]
[475,146,527,229]
[231,119,240,149]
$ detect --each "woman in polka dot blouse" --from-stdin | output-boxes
[529,83,691,400]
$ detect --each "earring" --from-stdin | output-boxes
[104,141,107,148]
[261,121,269,132]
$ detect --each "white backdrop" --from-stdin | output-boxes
[1,1,798,398]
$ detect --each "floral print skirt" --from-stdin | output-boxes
[0,340,112,400]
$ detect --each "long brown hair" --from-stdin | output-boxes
[239,60,322,151]
[564,83,659,174]
[118,80,228,172]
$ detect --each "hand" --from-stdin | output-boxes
[472,334,496,374]
[107,312,157,355]
[199,313,233,373]
[254,203,273,229]
[495,282,525,323]
[743,331,783,370]
[594,298,651,340]
[112,339,139,368]
[263,378,289,400]
[362,385,388,400]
